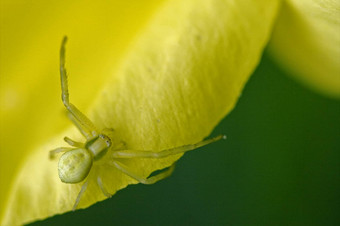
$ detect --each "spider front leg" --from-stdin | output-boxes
[60,36,99,140]
[112,135,226,159]
[110,136,223,185]
[112,161,175,184]
[66,112,94,140]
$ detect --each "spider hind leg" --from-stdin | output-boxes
[97,176,112,198]
[72,180,89,211]
[49,147,73,159]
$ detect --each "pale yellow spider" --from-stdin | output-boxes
[50,36,225,211]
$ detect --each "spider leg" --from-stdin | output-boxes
[112,161,175,184]
[60,36,98,139]
[67,112,93,140]
[64,136,84,148]
[112,135,226,159]
[72,179,89,211]
[97,176,112,198]
[49,147,73,159]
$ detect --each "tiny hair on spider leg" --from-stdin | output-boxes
[49,36,226,211]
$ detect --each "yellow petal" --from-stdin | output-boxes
[0,0,164,219]
[0,0,280,225]
[268,0,340,98]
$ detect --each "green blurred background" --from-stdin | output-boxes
[30,52,340,225]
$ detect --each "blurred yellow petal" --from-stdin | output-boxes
[268,0,340,98]
[0,0,280,225]
[0,0,164,219]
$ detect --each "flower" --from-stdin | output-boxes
[0,0,338,225]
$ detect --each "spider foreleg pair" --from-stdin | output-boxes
[50,36,225,211]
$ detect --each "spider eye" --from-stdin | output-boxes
[100,134,112,146]
[106,139,111,146]
[58,148,93,183]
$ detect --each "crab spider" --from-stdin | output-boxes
[50,36,226,211]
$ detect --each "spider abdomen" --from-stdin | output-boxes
[58,148,93,183]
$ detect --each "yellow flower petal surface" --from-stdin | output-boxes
[0,0,163,219]
[268,0,340,98]
[1,0,280,225]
